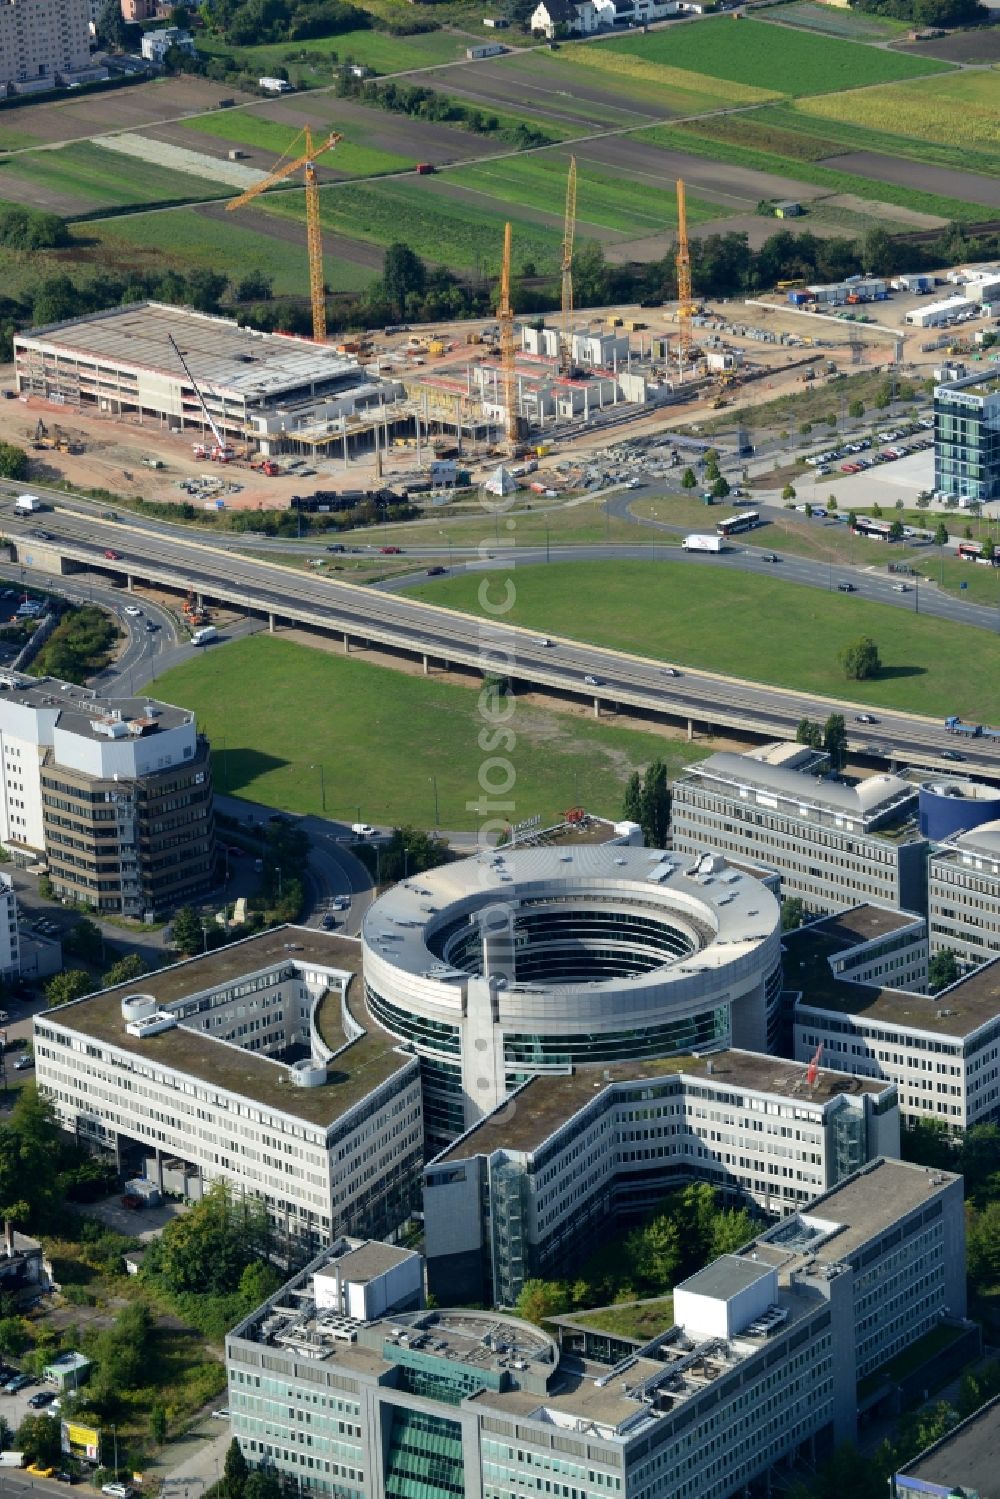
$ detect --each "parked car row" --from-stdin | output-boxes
[805,418,933,473]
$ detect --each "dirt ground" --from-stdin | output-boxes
[0,76,257,148]
[889,28,1000,60]
[396,54,668,130]
[821,150,1000,213]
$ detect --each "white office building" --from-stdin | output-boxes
[672,746,928,916]
[423,1047,899,1306]
[0,873,19,982]
[928,820,1000,970]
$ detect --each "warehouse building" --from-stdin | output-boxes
[928,820,1000,969]
[934,367,1000,503]
[13,303,407,459]
[225,1158,966,1499]
[672,746,928,917]
[422,1047,900,1306]
[33,928,425,1248]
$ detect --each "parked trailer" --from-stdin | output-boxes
[684,533,723,553]
[191,626,218,647]
[945,716,982,737]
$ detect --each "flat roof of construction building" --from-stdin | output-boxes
[16,303,362,404]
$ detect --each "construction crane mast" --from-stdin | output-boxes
[167,332,231,458]
[675,177,694,363]
[227,128,342,343]
[560,156,577,377]
[498,220,518,454]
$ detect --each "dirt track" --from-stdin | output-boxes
[821,150,1000,212]
[0,76,256,146]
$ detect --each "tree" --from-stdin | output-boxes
[781,483,796,501]
[709,1206,755,1259]
[823,712,847,772]
[781,896,806,932]
[982,536,995,562]
[901,1116,953,1171]
[0,443,27,482]
[639,760,670,849]
[64,918,103,964]
[16,1414,61,1467]
[95,0,127,49]
[382,243,426,320]
[234,270,274,303]
[680,467,697,491]
[827,495,838,512]
[848,399,865,419]
[145,1182,271,1297]
[515,1279,569,1324]
[102,953,148,989]
[171,905,203,957]
[928,948,959,994]
[150,1404,168,1445]
[803,501,813,518]
[934,520,950,548]
[244,1475,283,1499]
[916,492,931,510]
[45,969,93,1008]
[711,475,730,499]
[704,455,720,483]
[223,1438,250,1499]
[847,510,858,532]
[622,771,642,825]
[839,636,881,681]
[796,718,823,749]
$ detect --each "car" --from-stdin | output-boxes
[211,1408,231,1420]
[855,713,879,725]
[145,621,157,633]
[321,914,337,931]
[893,582,910,593]
[837,582,856,592]
[662,667,681,677]
[941,749,965,762]
[5,1374,30,1393]
[625,479,642,490]
[762,553,780,564]
[103,549,122,561]
[55,1472,77,1484]
[28,1390,55,1408]
[538,638,555,648]
[326,543,346,554]
[124,606,142,618]
[331,895,351,911]
[379,546,402,555]
[426,566,445,576]
[101,1484,134,1498]
[583,674,604,686]
[28,1464,54,1478]
[14,1055,32,1071]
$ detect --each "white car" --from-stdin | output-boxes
[211,1407,230,1420]
[124,606,143,617]
[331,895,351,911]
[102,1485,134,1498]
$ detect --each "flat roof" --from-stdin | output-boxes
[325,1242,415,1284]
[810,904,922,944]
[17,303,364,405]
[680,752,918,828]
[0,672,192,738]
[897,1396,1000,1495]
[794,944,1000,1038]
[434,1049,888,1163]
[41,928,414,1128]
[677,1255,774,1301]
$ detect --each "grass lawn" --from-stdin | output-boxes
[0,126,41,151]
[447,155,723,236]
[563,1296,675,1341]
[412,560,1000,722]
[179,111,414,177]
[340,495,676,549]
[0,139,231,208]
[78,208,375,294]
[603,15,951,94]
[196,26,469,77]
[154,634,707,828]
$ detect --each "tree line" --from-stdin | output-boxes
[335,71,557,151]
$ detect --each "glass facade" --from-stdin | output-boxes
[503,1005,729,1070]
[383,1408,465,1499]
[935,384,1000,501]
[442,907,697,982]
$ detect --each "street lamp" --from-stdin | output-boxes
[310,762,326,812]
[430,776,440,829]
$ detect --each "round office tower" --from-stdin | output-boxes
[361,844,783,1149]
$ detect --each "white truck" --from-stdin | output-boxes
[684,533,723,553]
[258,76,293,93]
[191,625,218,647]
[351,823,375,838]
[14,494,43,515]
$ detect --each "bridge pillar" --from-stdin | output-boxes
[422,654,429,675]
[126,575,134,593]
[593,696,600,718]
[688,718,694,741]
[268,613,275,633]
[344,632,350,654]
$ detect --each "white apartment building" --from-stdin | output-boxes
[225,1159,966,1499]
[0,873,19,982]
[0,0,99,92]
[672,747,928,916]
[423,1048,899,1307]
[928,820,1000,969]
[33,928,425,1249]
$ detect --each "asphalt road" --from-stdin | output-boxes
[3,482,1000,780]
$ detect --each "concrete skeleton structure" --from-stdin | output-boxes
[13,303,407,460]
[225,1158,967,1499]
[0,0,103,93]
[672,745,929,917]
[0,671,213,917]
[422,1046,899,1306]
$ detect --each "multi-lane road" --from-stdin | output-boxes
[3,480,1000,779]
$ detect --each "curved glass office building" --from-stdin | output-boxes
[362,845,783,1150]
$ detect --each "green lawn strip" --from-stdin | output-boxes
[447,155,722,235]
[195,26,469,75]
[636,123,992,222]
[78,209,375,294]
[340,496,669,549]
[562,1296,675,1341]
[154,634,706,829]
[263,178,564,273]
[755,102,1000,180]
[411,560,1000,722]
[603,16,952,94]
[0,139,231,207]
[178,111,414,176]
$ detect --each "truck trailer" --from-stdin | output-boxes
[684,533,723,553]
[191,626,218,647]
[14,494,43,514]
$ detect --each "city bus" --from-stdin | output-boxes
[851,516,895,542]
[716,511,762,538]
[957,540,998,565]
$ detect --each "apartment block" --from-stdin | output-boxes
[422,1048,899,1307]
[0,0,99,92]
[225,1159,965,1499]
[672,746,928,916]
[928,820,1000,970]
[33,929,425,1248]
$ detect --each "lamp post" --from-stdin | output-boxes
[310,763,326,812]
[430,776,440,830]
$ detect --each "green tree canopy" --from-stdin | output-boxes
[839,636,881,681]
[781,896,806,932]
[171,905,203,957]
[823,713,847,772]
[102,953,148,989]
[145,1183,272,1297]
[46,969,94,1008]
[639,760,671,849]
[934,521,950,548]
[796,718,822,750]
[0,443,27,481]
[623,771,642,825]
[515,1279,569,1325]
[928,948,959,994]
[382,243,427,320]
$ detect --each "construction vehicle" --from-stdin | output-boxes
[32,420,55,451]
[559,157,577,377]
[227,128,343,343]
[183,590,210,628]
[168,333,235,463]
[250,458,281,477]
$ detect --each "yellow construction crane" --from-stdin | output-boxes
[227,127,342,343]
[560,156,577,377]
[498,220,518,454]
[675,177,694,362]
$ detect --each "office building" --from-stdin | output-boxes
[928,820,1000,970]
[672,745,928,916]
[362,843,783,1151]
[0,873,19,983]
[0,0,101,93]
[919,778,1000,842]
[893,1395,1000,1498]
[33,929,425,1248]
[423,1047,899,1306]
[0,672,214,917]
[934,367,1000,503]
[225,1158,965,1499]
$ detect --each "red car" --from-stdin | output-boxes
[380,546,402,555]
[104,549,122,560]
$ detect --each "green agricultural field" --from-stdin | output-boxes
[757,1,909,37]
[447,155,722,236]
[179,112,413,177]
[264,178,564,273]
[557,41,778,111]
[739,102,1000,180]
[154,635,706,828]
[638,123,993,221]
[0,126,41,152]
[797,71,1000,168]
[412,561,1000,722]
[603,16,951,95]
[0,139,231,209]
[78,208,375,294]
[195,26,470,78]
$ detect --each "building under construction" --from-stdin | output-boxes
[13,302,411,460]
